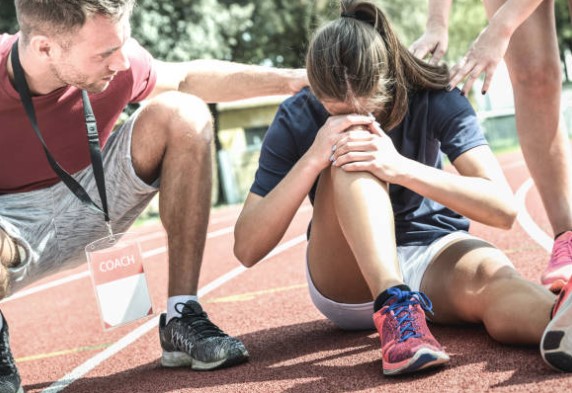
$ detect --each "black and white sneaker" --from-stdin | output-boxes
[0,313,23,393]
[159,300,248,370]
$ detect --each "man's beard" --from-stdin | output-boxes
[51,63,109,93]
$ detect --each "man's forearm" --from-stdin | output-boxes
[178,60,304,103]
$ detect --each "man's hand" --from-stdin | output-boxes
[286,69,309,95]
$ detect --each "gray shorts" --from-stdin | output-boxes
[306,232,487,330]
[0,111,159,294]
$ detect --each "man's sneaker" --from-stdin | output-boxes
[0,313,23,393]
[541,231,572,293]
[541,276,572,371]
[373,287,449,376]
[159,300,248,370]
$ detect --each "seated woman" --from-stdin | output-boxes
[233,0,572,376]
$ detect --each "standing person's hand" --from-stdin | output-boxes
[449,26,511,96]
[409,25,449,65]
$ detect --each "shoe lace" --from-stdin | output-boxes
[383,288,434,343]
[175,302,227,339]
[552,233,572,265]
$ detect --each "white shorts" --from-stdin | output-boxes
[306,231,478,330]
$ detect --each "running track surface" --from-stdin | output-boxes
[3,149,572,393]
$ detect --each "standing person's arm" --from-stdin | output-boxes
[409,0,452,65]
[149,59,307,102]
[449,0,545,95]
[411,0,545,95]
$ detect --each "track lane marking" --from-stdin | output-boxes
[41,234,307,393]
[20,170,551,391]
[207,283,307,303]
[16,284,308,364]
[16,344,111,363]
[514,178,553,253]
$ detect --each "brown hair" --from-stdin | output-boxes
[15,0,135,45]
[306,0,449,130]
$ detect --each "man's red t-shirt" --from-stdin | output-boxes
[0,34,158,194]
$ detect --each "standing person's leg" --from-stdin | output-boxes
[484,0,572,291]
[421,236,572,371]
[130,91,248,370]
[308,167,449,375]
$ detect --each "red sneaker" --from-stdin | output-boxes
[541,231,572,293]
[373,288,449,375]
[541,275,572,371]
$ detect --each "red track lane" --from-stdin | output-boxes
[4,149,572,392]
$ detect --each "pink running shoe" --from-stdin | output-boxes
[373,287,449,376]
[540,275,572,371]
[541,231,572,293]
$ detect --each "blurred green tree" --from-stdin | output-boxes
[377,0,430,47]
[218,0,322,68]
[556,0,572,81]
[131,0,254,61]
[447,0,488,61]
[308,0,484,66]
[0,1,17,34]
[1,0,569,76]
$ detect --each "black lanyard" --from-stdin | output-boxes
[10,40,113,236]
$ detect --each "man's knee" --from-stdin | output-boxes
[144,91,213,146]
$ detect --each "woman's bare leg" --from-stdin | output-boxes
[421,237,553,344]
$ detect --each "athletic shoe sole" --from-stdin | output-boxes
[161,348,249,371]
[541,292,572,372]
[383,347,450,376]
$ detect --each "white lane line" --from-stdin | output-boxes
[515,178,553,252]
[137,224,234,242]
[41,234,307,393]
[2,225,234,304]
[1,272,92,303]
[207,226,234,238]
[208,204,311,224]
